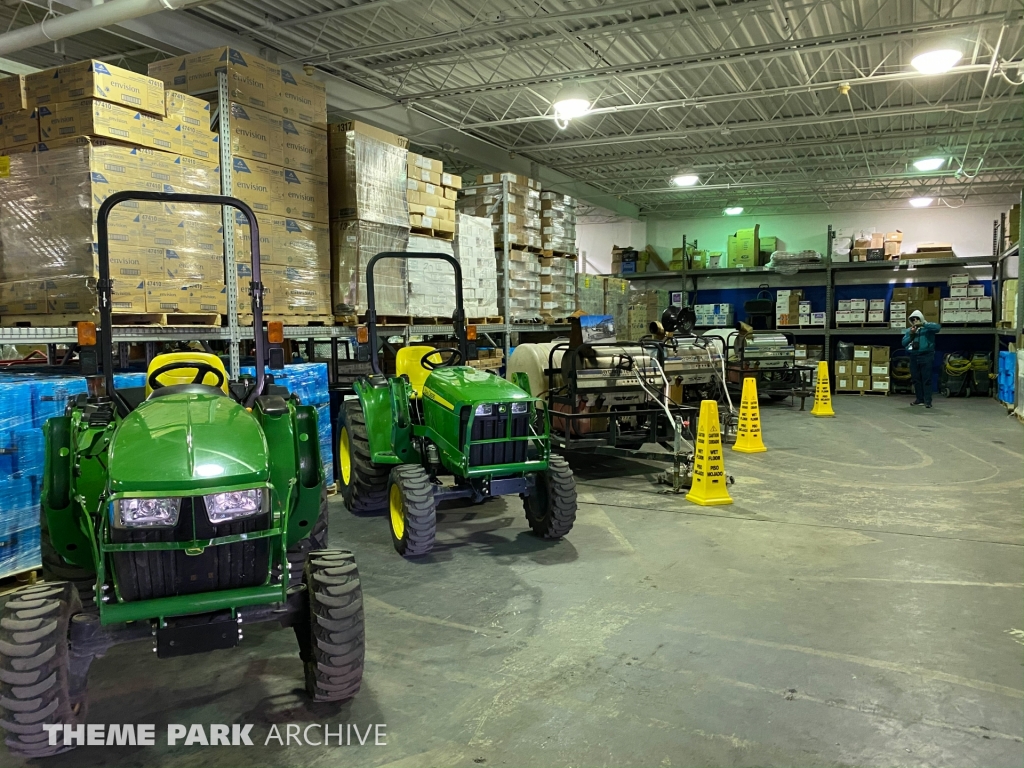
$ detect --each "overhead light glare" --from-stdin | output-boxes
[552,84,591,128]
[913,157,945,171]
[909,197,934,208]
[671,171,699,187]
[911,48,962,75]
[723,206,744,215]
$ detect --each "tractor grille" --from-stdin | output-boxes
[110,496,270,602]
[460,405,529,467]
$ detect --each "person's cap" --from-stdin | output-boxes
[908,309,925,322]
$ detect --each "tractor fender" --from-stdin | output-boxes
[41,417,92,569]
[352,377,419,465]
[288,403,324,548]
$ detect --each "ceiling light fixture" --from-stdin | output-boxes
[671,169,699,187]
[723,206,744,215]
[913,157,945,171]
[909,197,934,208]
[552,83,591,129]
[911,37,963,74]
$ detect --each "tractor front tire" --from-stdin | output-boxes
[338,400,390,515]
[0,581,86,757]
[388,466,437,557]
[300,550,365,702]
[39,508,95,611]
[523,454,578,539]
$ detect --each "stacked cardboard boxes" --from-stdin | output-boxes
[869,346,890,392]
[776,289,803,326]
[1004,203,1020,251]
[727,226,759,268]
[0,74,34,154]
[0,61,228,317]
[612,246,640,275]
[835,346,890,392]
[453,215,499,318]
[407,152,456,237]
[497,248,542,321]
[540,256,576,319]
[891,286,940,324]
[836,298,868,324]
[406,235,457,317]
[149,48,330,319]
[540,192,577,254]
[695,303,735,327]
[940,273,993,324]
[604,277,631,336]
[576,274,606,316]
[851,232,886,262]
[326,121,409,316]
[1001,278,1018,328]
[623,291,667,341]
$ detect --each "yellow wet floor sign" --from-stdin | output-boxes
[733,377,767,453]
[810,360,835,417]
[686,399,733,506]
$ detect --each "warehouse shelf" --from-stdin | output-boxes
[623,264,827,280]
[832,326,1000,336]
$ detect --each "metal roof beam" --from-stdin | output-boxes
[514,97,1022,152]
[392,12,1016,102]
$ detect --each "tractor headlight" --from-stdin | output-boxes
[474,403,493,416]
[204,489,265,523]
[113,497,181,528]
[511,402,529,414]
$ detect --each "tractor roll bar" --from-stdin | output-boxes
[364,251,468,375]
[96,191,267,413]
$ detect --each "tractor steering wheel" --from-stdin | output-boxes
[148,361,226,391]
[421,348,463,370]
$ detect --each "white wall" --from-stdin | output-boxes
[642,203,1012,263]
[576,217,648,273]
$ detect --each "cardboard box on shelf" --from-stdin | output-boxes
[835,361,853,377]
[57,60,165,116]
[921,298,940,323]
[950,285,968,298]
[870,346,890,363]
[977,296,993,310]
[0,75,26,115]
[870,233,884,248]
[727,225,760,267]
[226,156,282,215]
[868,298,886,311]
[853,361,869,376]
[967,284,986,297]
[948,273,969,286]
[282,119,327,175]
[180,48,275,113]
[884,241,900,257]
[38,99,153,149]
[871,363,889,376]
[871,376,890,392]
[853,376,870,391]
[884,231,903,242]
[853,345,872,360]
[849,298,867,310]
[868,310,885,322]
[866,247,885,261]
[1,109,38,149]
[228,102,283,165]
[835,377,852,391]
[164,91,210,130]
[277,65,327,129]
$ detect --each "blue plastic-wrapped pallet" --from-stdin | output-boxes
[240,364,333,486]
[0,379,40,578]
[998,350,1016,405]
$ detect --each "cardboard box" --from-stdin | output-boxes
[0,75,26,115]
[835,377,851,391]
[967,284,985,297]
[868,299,886,311]
[278,168,328,222]
[38,99,154,148]
[871,363,889,376]
[176,122,219,162]
[884,231,903,242]
[164,91,210,130]
[977,296,993,310]
[884,241,900,257]
[948,273,970,286]
[228,102,283,165]
[871,376,890,392]
[24,67,60,107]
[277,66,327,129]
[868,310,885,323]
[871,346,890,363]
[441,171,462,189]
[853,376,870,391]
[853,361,870,376]
[866,247,885,261]
[282,119,327,175]
[58,60,165,116]
[950,285,968,297]
[810,311,826,326]
[181,48,274,112]
[1,109,38,149]
[849,298,867,310]
[853,345,872,360]
[227,156,282,215]
[727,225,760,267]
[835,360,852,377]
[921,298,940,323]
[870,233,884,249]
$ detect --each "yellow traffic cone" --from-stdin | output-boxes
[686,399,733,506]
[733,377,767,453]
[810,360,835,417]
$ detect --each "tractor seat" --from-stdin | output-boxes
[145,351,230,398]
[148,383,227,399]
[395,345,444,398]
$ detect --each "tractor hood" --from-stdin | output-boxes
[108,393,269,494]
[423,367,533,410]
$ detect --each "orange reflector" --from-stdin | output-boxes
[267,321,284,344]
[356,325,369,344]
[76,322,97,346]
[466,324,477,340]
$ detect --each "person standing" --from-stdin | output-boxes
[902,309,941,408]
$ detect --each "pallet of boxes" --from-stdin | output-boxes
[149,48,332,325]
[940,273,994,325]
[0,61,226,325]
[539,192,577,321]
[575,273,631,339]
[835,346,890,395]
[458,173,543,323]
[455,212,501,371]
[327,121,410,323]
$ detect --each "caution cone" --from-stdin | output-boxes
[686,399,733,506]
[810,360,835,417]
[733,377,767,453]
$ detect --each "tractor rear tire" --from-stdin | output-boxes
[39,507,95,611]
[523,454,577,539]
[387,465,437,557]
[0,581,86,757]
[299,550,365,702]
[287,485,329,589]
[338,400,390,515]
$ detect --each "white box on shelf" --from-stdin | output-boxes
[868,310,885,322]
[890,300,907,312]
[977,296,993,310]
[849,298,867,310]
[868,298,886,311]
[837,299,852,311]
[950,286,968,297]
[967,284,985,297]
[948,273,970,286]
[958,298,977,309]
[811,312,826,326]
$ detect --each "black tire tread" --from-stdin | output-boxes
[301,550,365,702]
[523,454,578,539]
[340,401,390,514]
[0,582,84,757]
[389,465,437,557]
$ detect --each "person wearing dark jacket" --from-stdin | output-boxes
[902,309,941,408]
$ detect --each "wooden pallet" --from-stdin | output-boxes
[354,314,414,326]
[778,325,827,330]
[505,244,543,254]
[1,312,221,328]
[238,314,334,327]
[411,226,455,241]
[835,322,891,328]
[468,315,503,325]
[326,482,338,497]
[540,249,577,259]
[540,316,573,325]
[0,567,39,596]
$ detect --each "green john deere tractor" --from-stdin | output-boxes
[0,192,363,758]
[337,251,577,557]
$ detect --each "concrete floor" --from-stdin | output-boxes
[5,395,1023,767]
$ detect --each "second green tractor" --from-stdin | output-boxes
[337,252,578,557]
